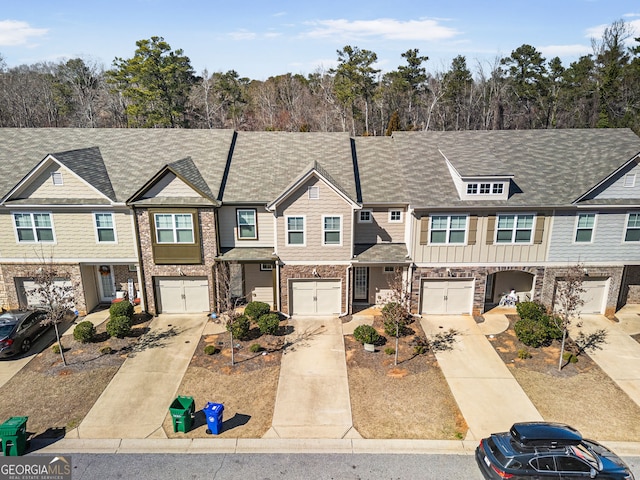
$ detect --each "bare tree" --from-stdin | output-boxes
[25,256,76,366]
[381,268,413,366]
[552,264,586,371]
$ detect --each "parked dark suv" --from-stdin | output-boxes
[476,422,635,479]
[0,310,49,357]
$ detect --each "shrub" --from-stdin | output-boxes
[563,351,578,363]
[110,300,134,320]
[73,321,96,343]
[250,343,263,353]
[99,345,113,355]
[413,345,428,355]
[516,301,547,321]
[517,348,532,359]
[257,313,280,335]
[227,314,250,340]
[384,347,395,355]
[514,315,562,348]
[106,315,132,338]
[244,301,270,321]
[353,324,380,345]
[381,302,412,337]
[204,345,219,355]
[51,344,62,354]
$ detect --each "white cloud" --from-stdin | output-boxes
[538,44,592,58]
[0,20,48,46]
[228,29,257,41]
[264,32,282,39]
[305,18,460,42]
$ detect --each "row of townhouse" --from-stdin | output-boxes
[0,128,639,319]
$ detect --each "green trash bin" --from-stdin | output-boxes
[169,396,194,433]
[0,416,28,456]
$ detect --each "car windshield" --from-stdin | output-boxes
[0,323,16,337]
[569,444,600,470]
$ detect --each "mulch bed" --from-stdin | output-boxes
[345,316,467,439]
[0,312,153,439]
[488,315,640,441]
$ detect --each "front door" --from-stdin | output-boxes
[97,265,116,303]
[354,267,368,302]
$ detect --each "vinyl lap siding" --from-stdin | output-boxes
[276,177,352,262]
[218,205,274,248]
[354,207,405,243]
[548,210,640,262]
[0,210,137,260]
[20,163,103,199]
[592,162,640,200]
[143,173,201,198]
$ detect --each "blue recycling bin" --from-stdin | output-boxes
[203,402,224,435]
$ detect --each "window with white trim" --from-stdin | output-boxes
[624,173,637,187]
[625,213,640,242]
[479,183,491,194]
[492,183,504,194]
[389,209,402,222]
[358,210,372,223]
[323,216,341,245]
[430,215,467,244]
[466,182,505,195]
[154,213,194,243]
[383,266,395,274]
[237,209,257,239]
[496,214,534,243]
[286,216,305,245]
[575,213,595,243]
[260,263,273,271]
[13,212,54,242]
[308,186,319,199]
[94,212,116,243]
[51,172,63,185]
[466,184,478,194]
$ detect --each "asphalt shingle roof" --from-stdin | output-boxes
[353,243,410,263]
[53,146,116,200]
[353,136,408,204]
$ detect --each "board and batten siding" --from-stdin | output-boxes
[354,207,405,243]
[0,209,137,260]
[276,177,353,262]
[218,205,274,248]
[20,162,103,200]
[411,212,550,264]
[548,210,640,262]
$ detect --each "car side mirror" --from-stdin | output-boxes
[590,467,597,478]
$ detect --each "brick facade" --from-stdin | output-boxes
[621,265,640,305]
[279,264,348,315]
[135,207,217,315]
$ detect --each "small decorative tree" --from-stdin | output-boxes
[552,264,586,371]
[381,268,412,366]
[25,257,76,366]
[213,262,248,366]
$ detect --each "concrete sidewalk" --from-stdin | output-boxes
[420,315,543,442]
[570,313,640,409]
[265,317,359,439]
[71,314,209,439]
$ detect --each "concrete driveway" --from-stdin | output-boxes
[420,315,543,441]
[569,313,640,409]
[73,313,208,439]
[265,317,359,439]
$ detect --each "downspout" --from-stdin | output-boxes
[341,264,351,318]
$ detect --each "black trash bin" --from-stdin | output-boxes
[203,402,224,435]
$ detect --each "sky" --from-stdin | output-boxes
[1,0,639,80]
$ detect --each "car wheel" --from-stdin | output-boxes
[20,338,31,353]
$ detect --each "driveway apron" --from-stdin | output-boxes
[74,314,208,439]
[266,317,358,439]
[569,314,640,409]
[420,315,543,441]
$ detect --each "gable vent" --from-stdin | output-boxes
[51,172,63,186]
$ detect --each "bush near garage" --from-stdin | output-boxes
[257,313,280,335]
[109,300,134,320]
[73,320,97,343]
[353,324,381,345]
[514,302,563,348]
[516,301,547,322]
[106,315,132,338]
[227,314,251,340]
[244,301,271,321]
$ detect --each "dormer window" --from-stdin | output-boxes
[467,182,504,195]
[466,184,478,194]
[480,183,491,194]
[492,183,504,194]
[51,172,63,186]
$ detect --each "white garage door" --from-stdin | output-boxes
[421,279,474,314]
[155,277,209,313]
[17,278,73,309]
[579,278,608,314]
[290,280,341,316]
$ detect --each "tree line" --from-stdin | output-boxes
[0,20,638,135]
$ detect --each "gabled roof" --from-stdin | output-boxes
[0,128,234,204]
[127,157,218,206]
[573,154,640,204]
[220,131,358,204]
[266,160,359,211]
[353,136,408,204]
[393,129,640,208]
[1,147,116,205]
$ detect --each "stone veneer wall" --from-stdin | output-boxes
[136,208,217,315]
[411,266,545,316]
[0,263,86,315]
[621,265,640,305]
[540,266,624,318]
[279,264,348,316]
